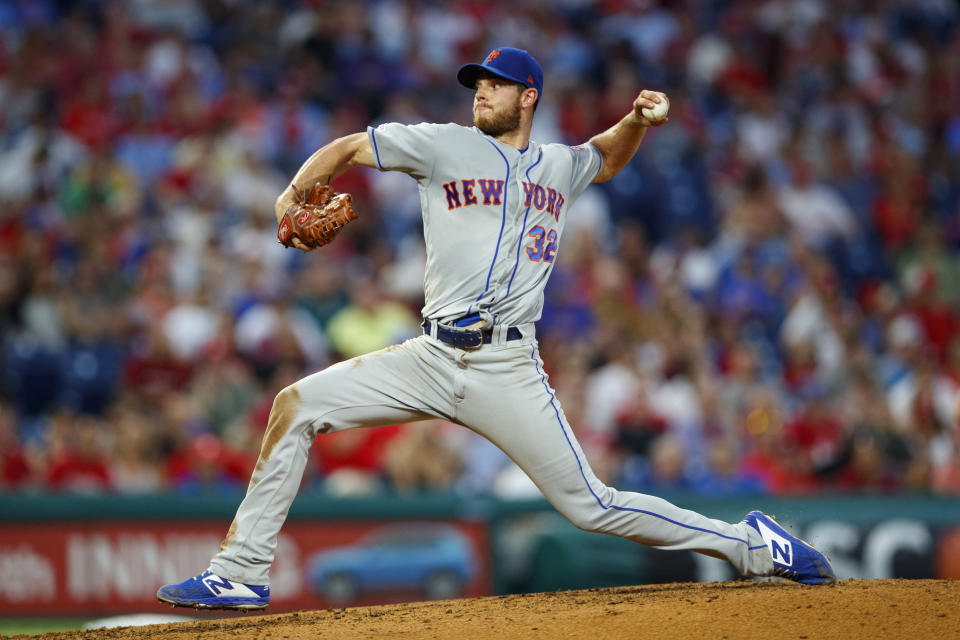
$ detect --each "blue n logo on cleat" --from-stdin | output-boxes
[771,540,792,565]
[756,518,794,567]
[203,575,234,595]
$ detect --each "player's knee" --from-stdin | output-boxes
[271,384,300,410]
[272,379,339,436]
[268,384,306,430]
[556,501,606,533]
[554,487,620,534]
[563,512,603,534]
[565,512,594,532]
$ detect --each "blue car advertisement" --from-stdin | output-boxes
[307,523,481,604]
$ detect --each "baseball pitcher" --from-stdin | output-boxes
[158,47,835,610]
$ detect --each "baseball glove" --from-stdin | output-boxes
[277,182,357,249]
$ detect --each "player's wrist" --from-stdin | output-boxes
[628,111,649,128]
[275,186,299,220]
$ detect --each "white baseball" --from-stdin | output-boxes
[641,97,669,123]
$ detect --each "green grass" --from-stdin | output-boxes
[0,619,90,637]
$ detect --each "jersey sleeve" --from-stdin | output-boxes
[367,122,439,180]
[567,143,604,200]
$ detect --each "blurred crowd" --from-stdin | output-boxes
[1,0,959,499]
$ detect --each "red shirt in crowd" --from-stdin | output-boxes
[46,451,112,493]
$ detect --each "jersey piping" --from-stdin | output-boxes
[591,143,603,176]
[505,149,543,297]
[369,127,384,170]
[467,137,511,315]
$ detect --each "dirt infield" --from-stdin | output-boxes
[18,579,959,640]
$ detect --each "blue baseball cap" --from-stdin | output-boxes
[457,47,543,104]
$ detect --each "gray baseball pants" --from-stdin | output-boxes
[209,330,773,584]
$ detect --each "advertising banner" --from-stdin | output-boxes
[0,519,490,616]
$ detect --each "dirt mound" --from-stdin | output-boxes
[17,579,959,640]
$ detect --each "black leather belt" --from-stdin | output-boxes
[422,320,522,350]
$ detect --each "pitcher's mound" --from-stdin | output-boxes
[24,579,960,640]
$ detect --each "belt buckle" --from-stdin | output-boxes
[454,330,483,351]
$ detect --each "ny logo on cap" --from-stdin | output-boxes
[486,49,502,63]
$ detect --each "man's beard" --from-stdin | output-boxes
[474,98,522,137]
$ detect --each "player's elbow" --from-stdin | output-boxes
[588,145,619,183]
[592,165,615,183]
[340,132,376,169]
[591,157,623,183]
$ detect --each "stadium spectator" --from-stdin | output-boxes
[44,413,113,493]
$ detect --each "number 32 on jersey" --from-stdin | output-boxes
[526,225,557,263]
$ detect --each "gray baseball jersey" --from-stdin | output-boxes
[368,122,599,327]
[207,123,774,589]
